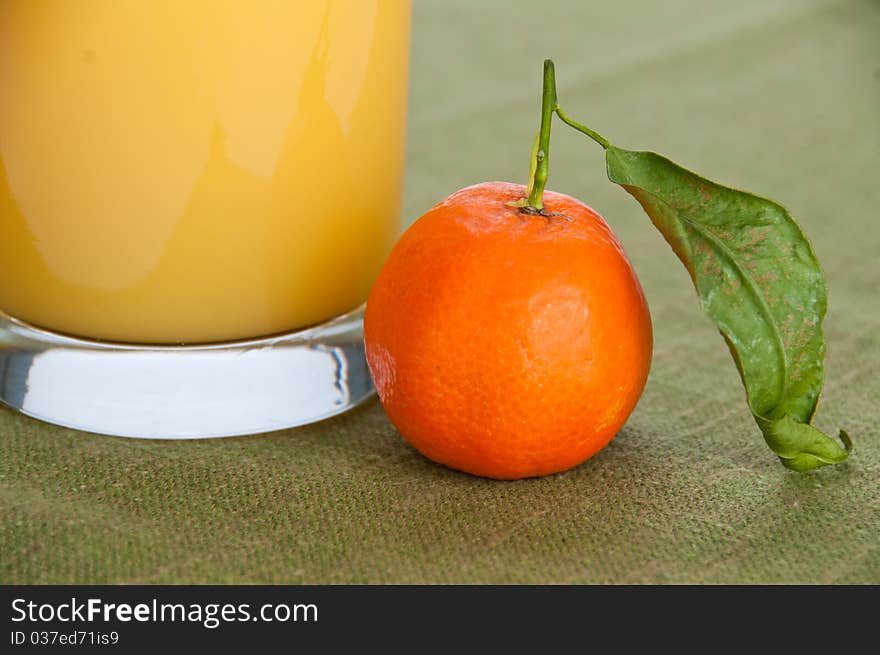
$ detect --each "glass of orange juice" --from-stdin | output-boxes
[0,1,410,437]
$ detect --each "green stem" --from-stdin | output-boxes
[525,60,558,211]
[515,60,610,210]
[555,105,610,150]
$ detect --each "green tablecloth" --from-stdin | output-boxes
[2,0,878,584]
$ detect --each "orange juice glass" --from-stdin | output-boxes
[0,1,410,437]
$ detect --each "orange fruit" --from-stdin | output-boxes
[364,181,652,479]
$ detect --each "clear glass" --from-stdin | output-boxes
[0,307,373,438]
[0,1,410,437]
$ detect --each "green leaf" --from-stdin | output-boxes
[605,146,851,471]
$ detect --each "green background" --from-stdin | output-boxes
[2,0,878,584]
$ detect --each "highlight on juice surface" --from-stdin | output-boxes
[0,1,412,437]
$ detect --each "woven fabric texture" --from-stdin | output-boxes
[2,0,878,584]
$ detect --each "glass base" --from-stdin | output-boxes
[0,306,374,439]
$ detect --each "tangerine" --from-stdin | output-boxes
[364,181,652,479]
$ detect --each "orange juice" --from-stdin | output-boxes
[0,1,410,343]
